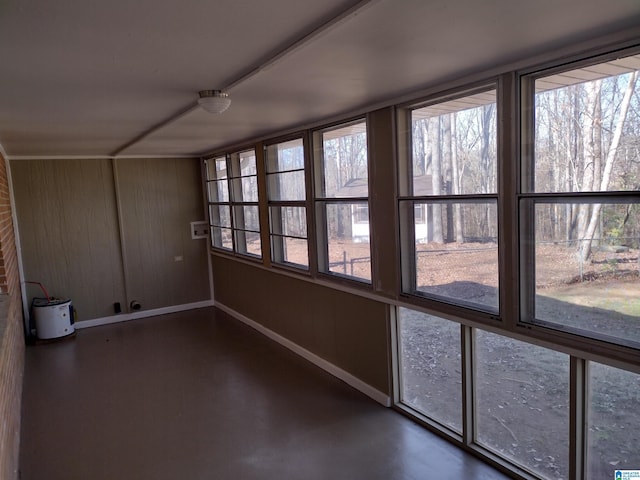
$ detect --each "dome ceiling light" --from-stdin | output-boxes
[197,90,231,114]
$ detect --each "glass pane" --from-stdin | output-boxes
[209,204,230,228]
[266,138,305,172]
[411,90,497,195]
[215,157,227,177]
[283,237,308,267]
[531,201,640,346]
[271,236,309,268]
[211,226,232,250]
[239,151,257,176]
[240,176,259,202]
[398,307,462,433]
[475,330,570,479]
[270,206,307,237]
[206,157,226,180]
[325,203,371,282]
[321,121,368,198]
[234,205,260,232]
[588,362,640,479]
[533,56,640,193]
[410,200,498,312]
[267,170,306,201]
[242,230,262,257]
[207,180,229,203]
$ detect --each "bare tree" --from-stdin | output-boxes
[575,80,602,243]
[450,113,464,242]
[429,116,444,242]
[579,71,638,261]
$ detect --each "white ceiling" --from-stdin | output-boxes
[1,0,639,158]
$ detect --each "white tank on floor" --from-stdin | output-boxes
[33,298,74,340]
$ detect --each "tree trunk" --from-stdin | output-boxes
[579,71,637,262]
[414,120,425,178]
[450,113,464,242]
[576,80,601,244]
[430,117,444,243]
[442,114,454,242]
[480,104,494,238]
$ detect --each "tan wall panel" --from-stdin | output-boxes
[117,158,209,311]
[11,159,126,320]
[368,107,399,298]
[211,255,390,394]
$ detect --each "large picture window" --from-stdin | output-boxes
[314,120,371,282]
[522,53,640,347]
[397,307,462,434]
[475,330,570,479]
[265,138,309,269]
[587,362,640,478]
[400,88,499,313]
[396,306,574,480]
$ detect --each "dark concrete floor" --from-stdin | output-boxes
[20,307,509,480]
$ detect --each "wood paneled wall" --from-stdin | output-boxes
[10,158,209,322]
[211,255,391,395]
[116,158,209,310]
[11,159,126,320]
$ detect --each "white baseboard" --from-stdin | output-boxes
[74,300,215,329]
[215,302,391,407]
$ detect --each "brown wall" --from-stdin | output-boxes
[10,158,210,321]
[0,152,24,480]
[11,159,126,320]
[211,256,390,395]
[116,158,210,310]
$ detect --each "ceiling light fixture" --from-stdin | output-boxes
[197,90,231,114]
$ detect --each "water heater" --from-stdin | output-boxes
[33,298,74,340]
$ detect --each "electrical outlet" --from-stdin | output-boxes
[190,221,208,239]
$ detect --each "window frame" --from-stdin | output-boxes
[264,135,312,271]
[205,155,233,252]
[312,117,373,285]
[397,84,502,316]
[205,148,263,260]
[518,47,640,349]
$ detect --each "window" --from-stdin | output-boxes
[395,53,640,479]
[205,156,233,250]
[200,43,640,480]
[521,52,640,347]
[475,330,570,479]
[205,149,261,258]
[587,362,640,478]
[396,307,574,479]
[397,307,462,434]
[265,138,309,269]
[400,88,499,313]
[314,120,371,282]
